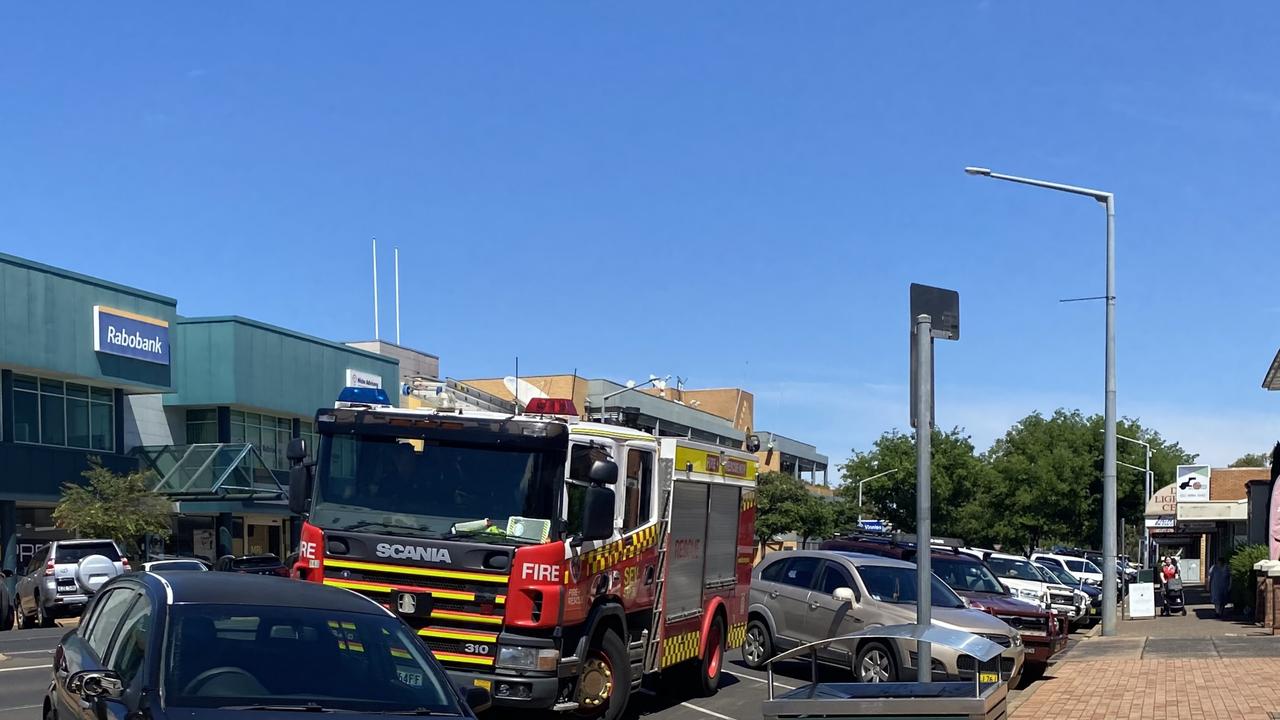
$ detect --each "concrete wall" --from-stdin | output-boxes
[123,394,175,450]
[347,340,440,381]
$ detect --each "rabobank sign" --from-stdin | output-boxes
[93,306,170,365]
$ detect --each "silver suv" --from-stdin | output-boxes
[13,539,128,628]
[744,550,1024,684]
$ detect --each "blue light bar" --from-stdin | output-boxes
[338,386,391,406]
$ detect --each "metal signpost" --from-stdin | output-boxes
[909,284,959,682]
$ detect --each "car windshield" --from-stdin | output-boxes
[164,604,462,714]
[1066,559,1101,574]
[932,557,1007,595]
[1038,563,1082,586]
[55,542,120,563]
[985,556,1044,582]
[311,432,564,544]
[857,565,965,608]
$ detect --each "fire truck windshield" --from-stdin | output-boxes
[310,433,563,543]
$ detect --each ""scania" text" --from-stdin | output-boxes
[375,543,452,563]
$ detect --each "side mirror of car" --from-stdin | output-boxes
[833,587,856,604]
[464,686,492,714]
[69,670,125,701]
[588,459,618,485]
[288,465,313,516]
[576,485,616,544]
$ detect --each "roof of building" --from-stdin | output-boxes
[1266,348,1280,391]
[0,251,178,305]
[145,572,389,613]
[759,430,829,466]
[179,316,396,365]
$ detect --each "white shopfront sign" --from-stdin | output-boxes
[346,368,383,389]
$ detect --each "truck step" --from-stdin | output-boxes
[552,702,580,712]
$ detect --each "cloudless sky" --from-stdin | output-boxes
[3,3,1279,469]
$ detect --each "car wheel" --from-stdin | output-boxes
[855,641,898,683]
[741,619,773,670]
[36,600,55,629]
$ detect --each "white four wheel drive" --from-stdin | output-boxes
[12,538,128,629]
[958,548,1081,623]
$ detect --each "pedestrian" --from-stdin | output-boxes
[1209,556,1231,617]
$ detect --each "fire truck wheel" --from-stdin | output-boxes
[741,619,772,669]
[693,617,725,697]
[576,629,630,720]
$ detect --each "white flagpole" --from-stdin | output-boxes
[372,237,380,339]
[394,247,401,345]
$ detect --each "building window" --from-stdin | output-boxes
[185,408,218,444]
[230,410,294,470]
[12,373,115,452]
[300,421,318,461]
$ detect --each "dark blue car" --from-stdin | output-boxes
[45,571,490,720]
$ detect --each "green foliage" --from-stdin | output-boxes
[1229,544,1270,611]
[837,409,1196,553]
[1229,453,1271,468]
[755,471,814,547]
[53,463,172,555]
[796,494,836,544]
[835,427,992,541]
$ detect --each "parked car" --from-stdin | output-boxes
[744,550,1024,684]
[213,553,289,577]
[960,548,1081,624]
[14,539,128,628]
[1,569,14,631]
[1030,552,1103,586]
[1034,560,1100,625]
[822,534,1066,666]
[45,571,489,720]
[139,558,211,572]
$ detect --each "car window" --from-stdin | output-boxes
[165,604,461,713]
[760,558,788,583]
[780,557,820,589]
[28,547,47,575]
[985,556,1044,582]
[1038,557,1063,569]
[105,598,151,686]
[56,542,122,563]
[933,557,1006,594]
[818,562,854,595]
[85,589,138,658]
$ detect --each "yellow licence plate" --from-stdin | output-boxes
[979,672,999,684]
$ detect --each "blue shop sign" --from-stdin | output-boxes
[93,305,170,365]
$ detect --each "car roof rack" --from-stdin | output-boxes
[835,530,966,553]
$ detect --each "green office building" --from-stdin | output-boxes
[0,253,399,576]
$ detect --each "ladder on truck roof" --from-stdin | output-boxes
[642,459,676,674]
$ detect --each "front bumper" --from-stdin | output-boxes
[1021,633,1069,665]
[446,668,563,708]
[905,643,1024,686]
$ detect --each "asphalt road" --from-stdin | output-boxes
[0,624,1083,720]
[0,625,68,720]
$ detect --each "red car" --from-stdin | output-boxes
[821,533,1068,667]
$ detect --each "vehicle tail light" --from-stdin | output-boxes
[121,557,131,571]
[44,560,55,576]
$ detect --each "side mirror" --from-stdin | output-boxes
[745,434,761,453]
[833,587,856,603]
[69,670,124,701]
[288,465,313,515]
[464,686,492,714]
[286,437,308,464]
[578,485,615,542]
[588,460,618,485]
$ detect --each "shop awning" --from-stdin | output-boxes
[135,443,286,501]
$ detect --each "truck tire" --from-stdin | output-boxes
[576,629,630,720]
[693,617,725,697]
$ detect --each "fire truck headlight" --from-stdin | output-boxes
[496,646,559,672]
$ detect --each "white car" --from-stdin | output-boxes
[1031,553,1103,586]
[960,548,1080,622]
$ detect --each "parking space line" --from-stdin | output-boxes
[3,650,53,655]
[679,702,738,720]
[725,670,797,690]
[0,664,47,673]
[0,705,41,713]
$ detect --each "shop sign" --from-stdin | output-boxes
[346,368,382,389]
[1176,464,1211,502]
[93,305,170,365]
[1146,515,1176,528]
[1146,482,1178,517]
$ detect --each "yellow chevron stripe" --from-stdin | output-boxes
[323,578,476,601]
[433,651,495,666]
[431,609,503,625]
[326,557,508,584]
[419,627,499,642]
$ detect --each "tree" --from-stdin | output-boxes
[796,495,836,546]
[1229,453,1271,468]
[835,427,992,541]
[53,463,172,555]
[754,471,814,550]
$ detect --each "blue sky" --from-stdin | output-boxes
[3,3,1279,468]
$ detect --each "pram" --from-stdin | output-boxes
[1161,576,1186,616]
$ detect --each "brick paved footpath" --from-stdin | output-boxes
[1013,587,1280,719]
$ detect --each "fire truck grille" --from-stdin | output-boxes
[996,615,1048,635]
[322,561,508,669]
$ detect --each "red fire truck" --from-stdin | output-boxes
[287,390,758,719]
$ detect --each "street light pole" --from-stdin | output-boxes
[965,166,1119,636]
[1118,432,1153,567]
[855,468,900,523]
